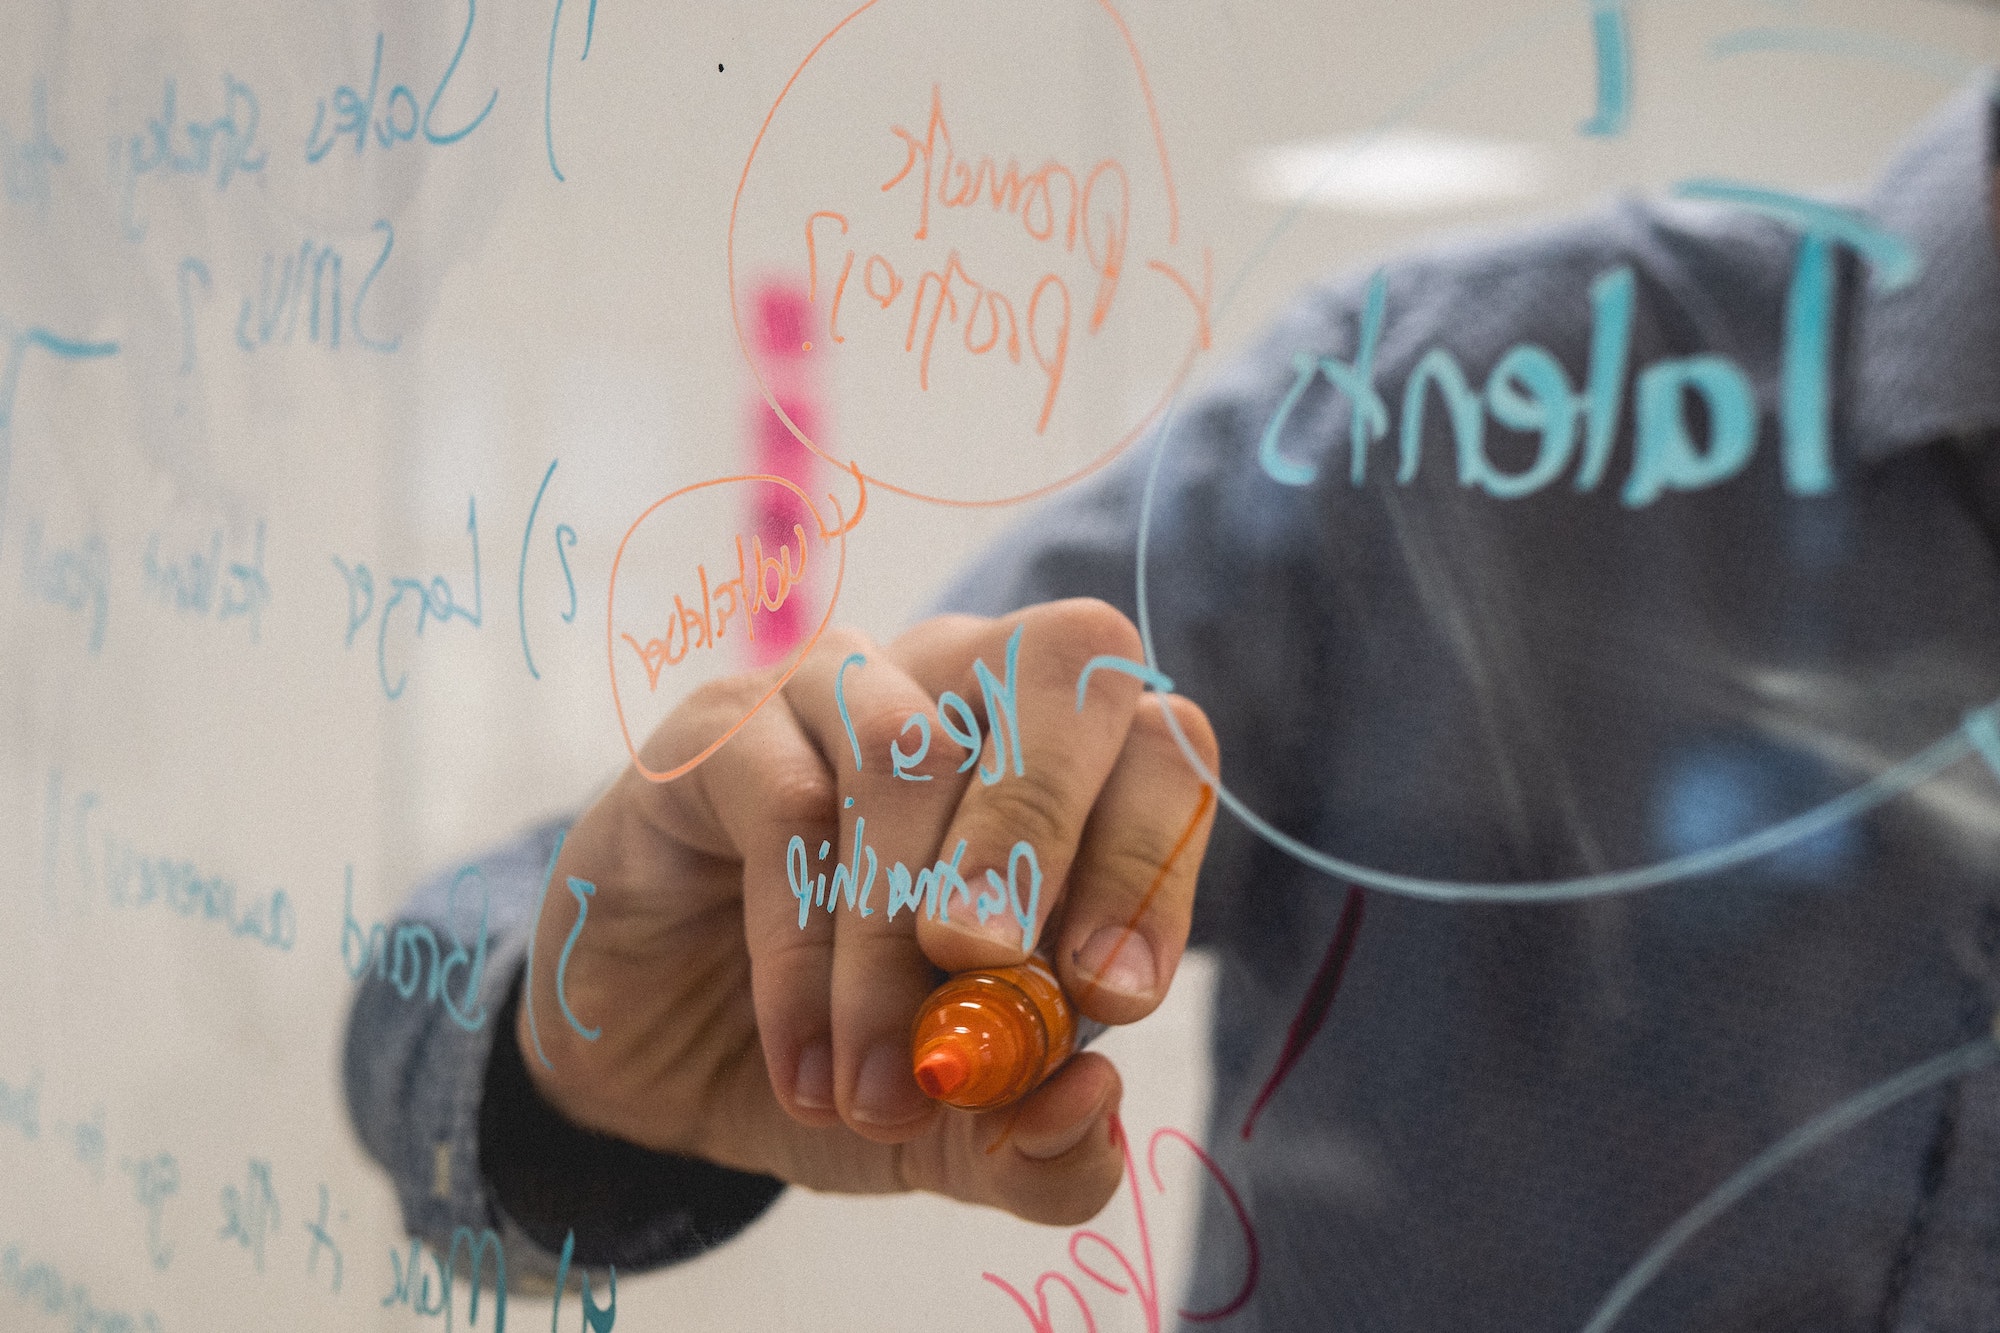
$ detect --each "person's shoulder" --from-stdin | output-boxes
[1260,194,1801,378]
[954,190,1809,593]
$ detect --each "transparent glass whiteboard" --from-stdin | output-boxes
[4,0,1999,1329]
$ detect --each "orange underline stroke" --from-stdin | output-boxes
[605,473,849,784]
[1076,784,1214,1012]
[728,0,1198,511]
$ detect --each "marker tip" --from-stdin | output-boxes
[915,1046,970,1099]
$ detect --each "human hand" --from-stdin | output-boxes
[518,598,1218,1225]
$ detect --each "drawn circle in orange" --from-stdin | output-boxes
[726,0,1207,511]
[605,473,848,784]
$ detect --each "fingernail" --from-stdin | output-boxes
[794,1039,833,1111]
[1017,1105,1106,1162]
[939,912,1025,957]
[1074,925,1157,1000]
[853,1042,928,1126]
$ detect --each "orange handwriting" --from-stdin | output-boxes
[620,526,808,687]
[804,227,1072,434]
[882,84,1127,333]
[796,84,1148,436]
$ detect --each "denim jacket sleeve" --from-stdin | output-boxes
[341,819,784,1287]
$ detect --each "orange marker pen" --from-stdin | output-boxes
[908,954,1105,1111]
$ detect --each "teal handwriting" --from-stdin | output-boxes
[0,1069,39,1142]
[306,4,497,162]
[235,220,401,354]
[20,517,108,653]
[331,493,483,700]
[114,73,265,240]
[217,1158,279,1273]
[384,1226,505,1332]
[303,1183,346,1294]
[141,521,268,641]
[98,832,296,951]
[2,78,65,209]
[343,865,490,1031]
[550,1229,616,1332]
[789,811,1043,949]
[47,771,296,950]
[1258,186,1917,505]
[1581,0,1631,136]
[832,625,1026,783]
[556,875,600,1042]
[122,1152,178,1270]
[517,458,578,680]
[1,1239,160,1333]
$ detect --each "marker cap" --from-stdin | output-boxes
[908,955,1078,1111]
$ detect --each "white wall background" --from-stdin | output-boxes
[1,0,1995,1328]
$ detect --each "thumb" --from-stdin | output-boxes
[928,1052,1127,1226]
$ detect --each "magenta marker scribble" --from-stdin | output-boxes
[1240,884,1365,1140]
[748,281,823,665]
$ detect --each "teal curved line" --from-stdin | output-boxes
[545,0,574,180]
[518,458,558,680]
[1579,0,1632,138]
[556,875,601,1041]
[1146,700,1976,903]
[1710,26,1975,87]
[0,324,121,555]
[1966,705,2000,776]
[834,652,867,771]
[1578,1035,2000,1333]
[522,829,568,1071]
[1,325,120,430]
[544,0,596,181]
[1075,654,1174,712]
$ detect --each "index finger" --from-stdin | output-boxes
[891,599,1149,973]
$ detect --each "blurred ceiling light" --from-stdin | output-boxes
[1247,129,1555,214]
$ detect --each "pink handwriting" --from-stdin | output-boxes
[983,1121,1259,1332]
